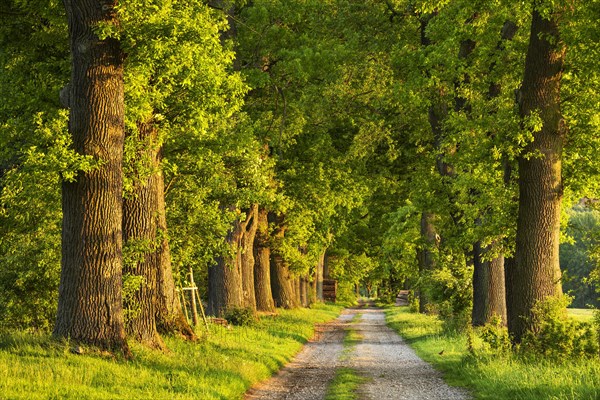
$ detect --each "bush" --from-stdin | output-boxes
[520,296,599,359]
[438,300,471,334]
[224,307,256,326]
[478,316,511,354]
[408,291,419,313]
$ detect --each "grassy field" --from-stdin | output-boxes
[567,308,596,322]
[386,307,600,400]
[0,304,342,400]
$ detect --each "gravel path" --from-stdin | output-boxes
[244,311,354,400]
[350,308,469,400]
[244,305,470,400]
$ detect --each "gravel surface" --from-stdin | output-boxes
[244,305,470,400]
[244,311,354,400]
[350,308,470,400]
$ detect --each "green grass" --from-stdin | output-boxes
[567,308,596,322]
[325,367,366,400]
[386,306,600,400]
[325,312,368,400]
[0,304,342,400]
[343,313,363,350]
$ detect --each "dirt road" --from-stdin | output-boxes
[244,305,469,400]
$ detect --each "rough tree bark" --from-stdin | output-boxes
[300,277,309,307]
[122,122,195,344]
[472,243,507,326]
[153,145,195,339]
[294,277,302,307]
[241,204,258,310]
[270,253,298,309]
[122,122,164,349]
[254,207,275,312]
[207,208,249,317]
[471,22,516,327]
[269,213,298,309]
[54,0,129,354]
[508,7,566,342]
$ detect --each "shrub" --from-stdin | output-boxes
[438,300,471,334]
[478,316,511,354]
[336,281,358,306]
[520,296,599,359]
[408,291,419,313]
[224,307,256,326]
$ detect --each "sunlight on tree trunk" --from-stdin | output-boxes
[54,0,129,355]
[508,7,566,342]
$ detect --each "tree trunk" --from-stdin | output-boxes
[473,21,516,328]
[268,213,297,309]
[472,242,507,326]
[270,253,298,309]
[122,122,195,343]
[54,0,128,355]
[416,13,449,315]
[300,277,309,307]
[316,250,325,301]
[254,207,275,312]
[487,255,507,323]
[207,209,245,317]
[122,122,164,349]
[294,277,302,307]
[309,273,317,305]
[154,152,195,339]
[508,8,566,342]
[241,204,258,310]
[418,212,438,313]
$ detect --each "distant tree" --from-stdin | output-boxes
[254,207,275,312]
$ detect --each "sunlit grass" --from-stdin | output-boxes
[0,303,342,399]
[386,306,600,400]
[325,367,366,400]
[567,308,595,322]
[343,313,364,349]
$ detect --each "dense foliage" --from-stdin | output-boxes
[0,0,599,358]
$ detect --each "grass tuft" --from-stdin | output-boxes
[325,367,367,400]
